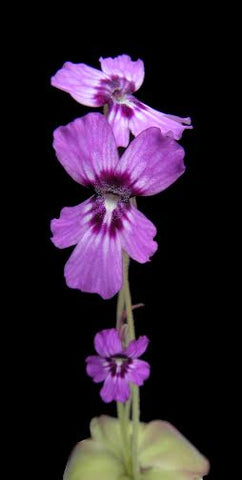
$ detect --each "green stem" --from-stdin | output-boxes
[116,286,125,330]
[130,385,140,479]
[117,402,131,473]
[116,256,131,475]
[122,254,140,480]
[124,397,132,424]
[103,104,109,117]
[123,262,135,341]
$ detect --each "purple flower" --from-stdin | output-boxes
[51,112,185,299]
[86,328,150,403]
[51,54,192,147]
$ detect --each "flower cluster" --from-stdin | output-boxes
[50,54,209,480]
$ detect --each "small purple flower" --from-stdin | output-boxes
[51,54,192,147]
[86,328,150,403]
[50,113,185,299]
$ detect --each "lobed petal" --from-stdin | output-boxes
[116,127,185,196]
[50,197,95,249]
[99,54,144,91]
[126,359,150,386]
[124,335,149,358]
[53,113,119,186]
[86,356,108,383]
[94,329,123,357]
[51,61,108,107]
[64,227,122,299]
[100,374,131,403]
[130,100,193,140]
[119,203,157,263]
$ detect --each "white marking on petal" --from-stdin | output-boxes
[122,218,132,231]
[84,213,93,223]
[115,359,123,366]
[103,193,119,226]
[104,193,119,213]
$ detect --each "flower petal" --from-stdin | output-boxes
[119,203,157,263]
[50,197,95,249]
[51,61,108,107]
[139,421,210,478]
[94,329,123,357]
[86,356,108,383]
[63,438,124,480]
[100,374,130,403]
[107,103,130,147]
[64,226,122,299]
[99,54,144,91]
[115,127,185,196]
[124,335,149,358]
[126,359,150,386]
[130,100,193,140]
[53,113,119,186]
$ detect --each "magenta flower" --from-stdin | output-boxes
[51,54,192,147]
[86,328,150,403]
[50,113,185,299]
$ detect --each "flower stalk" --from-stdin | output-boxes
[116,252,140,479]
[116,271,131,474]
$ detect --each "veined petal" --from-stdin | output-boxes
[86,356,108,383]
[50,197,95,248]
[99,54,144,91]
[107,103,131,147]
[94,329,123,357]
[116,128,185,196]
[124,335,149,358]
[126,359,150,386]
[130,100,193,140]
[100,374,130,403]
[53,113,119,186]
[64,226,122,299]
[51,61,108,107]
[119,203,157,263]
[139,421,210,478]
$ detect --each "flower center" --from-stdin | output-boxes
[107,355,132,378]
[95,172,132,202]
[104,193,119,213]
[110,76,135,104]
[112,88,125,103]
[91,173,132,235]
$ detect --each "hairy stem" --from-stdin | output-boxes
[117,402,132,474]
[116,287,125,330]
[131,385,140,479]
[122,253,140,480]
[116,254,131,475]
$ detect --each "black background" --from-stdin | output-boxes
[15,8,226,480]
